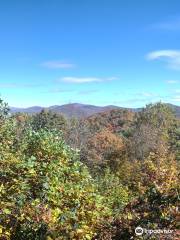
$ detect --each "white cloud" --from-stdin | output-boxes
[60,76,118,83]
[41,61,75,69]
[166,80,179,84]
[0,83,41,88]
[78,89,99,95]
[172,96,180,102]
[62,77,102,83]
[0,83,18,88]
[48,88,74,93]
[146,50,180,70]
[106,77,119,81]
[140,92,157,97]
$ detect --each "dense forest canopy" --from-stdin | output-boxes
[0,98,179,239]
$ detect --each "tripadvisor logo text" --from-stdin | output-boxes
[135,226,174,236]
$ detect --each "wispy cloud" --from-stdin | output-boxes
[153,17,180,31]
[113,98,154,105]
[78,89,99,95]
[174,89,180,93]
[60,76,118,83]
[171,95,180,102]
[113,91,168,106]
[0,82,41,88]
[41,61,75,69]
[47,88,74,93]
[166,80,179,84]
[147,50,180,70]
[138,92,158,97]
[0,83,18,88]
[62,77,102,83]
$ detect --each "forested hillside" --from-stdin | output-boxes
[10,103,180,119]
[0,98,179,239]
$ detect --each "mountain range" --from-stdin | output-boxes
[10,103,180,118]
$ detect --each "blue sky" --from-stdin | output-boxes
[0,0,180,108]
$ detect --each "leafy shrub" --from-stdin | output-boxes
[0,129,109,239]
[95,169,131,215]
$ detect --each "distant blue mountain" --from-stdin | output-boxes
[10,103,180,118]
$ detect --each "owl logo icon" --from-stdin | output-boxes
[135,227,143,236]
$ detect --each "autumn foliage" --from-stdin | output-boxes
[0,98,179,239]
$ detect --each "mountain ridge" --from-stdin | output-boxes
[10,103,180,118]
